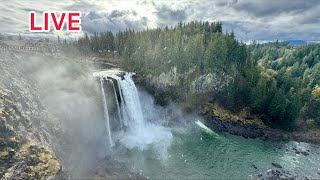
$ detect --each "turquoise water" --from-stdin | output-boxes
[113,123,320,179]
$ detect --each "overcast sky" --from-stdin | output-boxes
[1,0,320,41]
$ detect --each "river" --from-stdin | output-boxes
[111,121,320,179]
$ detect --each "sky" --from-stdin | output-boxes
[0,0,320,41]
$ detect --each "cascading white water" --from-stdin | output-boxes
[108,79,123,130]
[118,73,173,159]
[94,70,172,159]
[118,73,144,132]
[115,78,127,128]
[99,77,114,147]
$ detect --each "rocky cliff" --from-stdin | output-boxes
[0,49,66,179]
[0,48,150,179]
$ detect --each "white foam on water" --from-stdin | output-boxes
[195,120,219,137]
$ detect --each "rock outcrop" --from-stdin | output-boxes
[0,89,65,179]
[190,72,233,93]
[0,49,66,179]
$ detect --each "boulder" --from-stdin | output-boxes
[272,163,282,168]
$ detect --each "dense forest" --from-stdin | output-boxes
[249,42,320,130]
[66,21,320,131]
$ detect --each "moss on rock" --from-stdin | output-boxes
[3,139,61,179]
[202,103,267,129]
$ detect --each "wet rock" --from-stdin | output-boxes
[272,163,282,168]
[301,151,309,156]
[305,176,312,180]
[260,167,318,180]
[94,156,148,179]
[267,169,274,174]
[279,175,287,179]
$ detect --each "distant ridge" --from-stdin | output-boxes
[288,40,307,45]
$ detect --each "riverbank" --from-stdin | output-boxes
[134,75,320,145]
[200,102,320,145]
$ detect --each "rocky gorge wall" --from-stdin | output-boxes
[147,66,233,93]
[0,49,66,179]
[136,66,233,109]
[0,48,109,179]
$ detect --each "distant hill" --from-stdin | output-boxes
[288,40,307,45]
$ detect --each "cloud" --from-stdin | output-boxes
[64,0,100,12]
[81,10,149,33]
[184,0,320,40]
[231,0,317,17]
[155,5,187,26]
[0,0,320,41]
[79,1,188,34]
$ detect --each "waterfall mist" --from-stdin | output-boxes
[20,53,107,178]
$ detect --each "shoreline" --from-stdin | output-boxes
[203,113,320,145]
[135,76,320,145]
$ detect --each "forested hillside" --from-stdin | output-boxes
[250,42,320,130]
[70,21,320,131]
[112,22,255,121]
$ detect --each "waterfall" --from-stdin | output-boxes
[118,73,144,132]
[95,71,172,159]
[117,73,172,160]
[99,77,114,147]
[108,79,123,130]
[115,78,128,128]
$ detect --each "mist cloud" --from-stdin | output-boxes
[21,53,108,178]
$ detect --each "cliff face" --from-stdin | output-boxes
[190,72,233,93]
[0,47,120,179]
[0,49,65,179]
[148,66,232,94]
[136,66,233,109]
